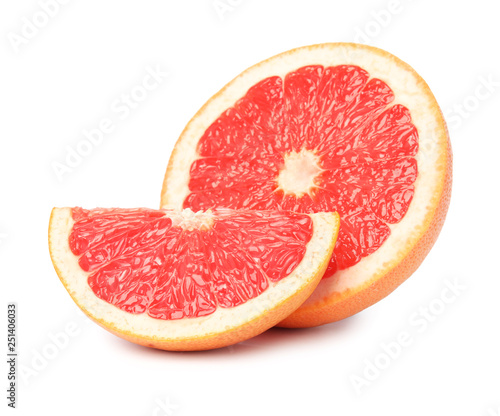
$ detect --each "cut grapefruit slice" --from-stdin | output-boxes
[49,207,339,350]
[161,43,452,328]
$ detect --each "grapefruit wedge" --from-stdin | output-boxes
[49,207,338,350]
[161,43,452,328]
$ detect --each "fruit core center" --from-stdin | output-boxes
[277,150,322,197]
[169,208,214,231]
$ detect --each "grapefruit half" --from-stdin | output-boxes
[160,43,452,328]
[49,207,338,350]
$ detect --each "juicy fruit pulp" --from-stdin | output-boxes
[184,65,418,277]
[69,207,313,320]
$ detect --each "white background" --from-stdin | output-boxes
[1,1,499,415]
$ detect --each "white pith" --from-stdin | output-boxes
[169,208,214,231]
[49,208,337,340]
[161,43,448,304]
[276,149,323,197]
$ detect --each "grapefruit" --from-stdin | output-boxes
[160,43,452,328]
[49,207,339,350]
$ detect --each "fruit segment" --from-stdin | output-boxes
[184,65,419,276]
[68,208,313,320]
[50,206,339,349]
